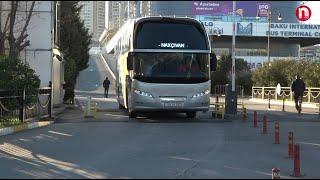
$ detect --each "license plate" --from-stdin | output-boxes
[163,102,184,108]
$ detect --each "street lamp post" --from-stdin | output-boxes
[225,1,237,115]
[232,1,236,92]
[256,11,282,66]
[267,10,271,67]
[267,10,271,109]
[256,10,282,109]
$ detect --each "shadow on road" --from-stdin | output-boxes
[129,111,229,123]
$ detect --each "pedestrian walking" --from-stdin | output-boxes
[103,77,110,98]
[291,75,306,115]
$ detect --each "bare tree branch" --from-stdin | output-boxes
[0,1,2,35]
[18,40,30,51]
[0,1,3,54]
[15,1,35,48]
[17,33,28,44]
[8,1,19,58]
[3,13,10,33]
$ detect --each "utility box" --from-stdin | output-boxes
[225,84,237,115]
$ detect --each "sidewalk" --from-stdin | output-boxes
[210,96,319,108]
[248,98,319,109]
[211,96,320,122]
[0,104,66,137]
[68,96,320,124]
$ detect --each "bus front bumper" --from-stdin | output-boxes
[131,94,210,112]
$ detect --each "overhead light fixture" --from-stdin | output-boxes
[278,13,282,21]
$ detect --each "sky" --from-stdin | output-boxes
[304,1,320,24]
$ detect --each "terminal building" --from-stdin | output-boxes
[102,1,320,70]
[300,45,320,60]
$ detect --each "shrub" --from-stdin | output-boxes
[211,54,253,95]
[0,55,40,110]
[252,59,320,87]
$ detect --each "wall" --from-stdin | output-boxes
[1,1,64,106]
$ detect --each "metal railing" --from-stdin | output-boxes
[212,85,244,106]
[0,87,52,126]
[252,86,320,103]
[213,84,244,97]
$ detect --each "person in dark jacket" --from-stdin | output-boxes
[103,77,110,98]
[291,75,306,114]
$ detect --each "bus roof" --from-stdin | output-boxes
[134,16,201,25]
[100,16,208,54]
[100,20,134,54]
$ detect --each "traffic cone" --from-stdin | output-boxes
[288,131,294,158]
[282,98,285,112]
[291,144,304,177]
[262,115,267,134]
[274,121,280,144]
[272,167,280,179]
[243,108,247,122]
[253,111,257,128]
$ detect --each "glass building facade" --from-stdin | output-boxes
[146,1,320,69]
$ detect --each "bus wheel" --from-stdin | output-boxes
[119,103,125,109]
[129,111,137,118]
[186,112,196,118]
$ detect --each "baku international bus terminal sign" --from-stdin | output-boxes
[199,19,320,38]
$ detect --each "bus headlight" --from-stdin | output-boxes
[192,90,210,98]
[134,89,153,98]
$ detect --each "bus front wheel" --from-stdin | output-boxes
[186,112,196,118]
[119,103,126,109]
[129,111,137,118]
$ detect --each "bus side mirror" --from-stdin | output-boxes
[210,53,217,71]
[127,53,134,70]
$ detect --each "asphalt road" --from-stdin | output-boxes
[75,54,116,98]
[0,54,320,178]
[1,105,320,178]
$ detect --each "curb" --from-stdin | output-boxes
[0,121,54,137]
[248,99,318,108]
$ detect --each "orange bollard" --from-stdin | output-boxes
[272,167,280,179]
[262,115,267,134]
[288,132,294,158]
[243,108,247,122]
[274,121,280,144]
[282,98,285,112]
[253,111,257,128]
[291,144,304,177]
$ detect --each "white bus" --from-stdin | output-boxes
[100,17,217,118]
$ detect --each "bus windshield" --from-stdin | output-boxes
[134,21,208,50]
[133,52,209,84]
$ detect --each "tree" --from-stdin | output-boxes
[63,56,77,103]
[0,55,40,109]
[60,1,91,103]
[211,54,253,95]
[0,1,36,57]
[252,59,320,88]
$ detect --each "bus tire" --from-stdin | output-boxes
[129,111,137,118]
[186,112,196,118]
[119,103,125,109]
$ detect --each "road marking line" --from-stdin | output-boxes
[99,54,116,80]
[170,156,201,162]
[48,131,73,137]
[297,141,320,147]
[223,165,292,179]
[75,96,117,102]
[104,113,128,118]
